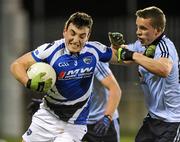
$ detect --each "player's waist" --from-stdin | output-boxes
[149,111,180,123]
[44,97,88,122]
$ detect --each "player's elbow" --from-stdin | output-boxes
[160,71,169,78]
[119,89,122,101]
[157,58,172,78]
[157,66,171,78]
[10,61,23,77]
[115,87,122,101]
[10,61,17,74]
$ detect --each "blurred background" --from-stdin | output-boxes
[0,0,179,141]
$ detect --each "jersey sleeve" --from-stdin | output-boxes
[31,42,56,62]
[127,40,145,53]
[86,41,112,62]
[94,62,112,81]
[154,38,175,62]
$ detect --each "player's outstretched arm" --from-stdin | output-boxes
[108,32,125,48]
[94,73,121,136]
[133,53,172,77]
[10,53,53,92]
[108,32,134,65]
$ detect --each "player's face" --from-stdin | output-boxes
[136,17,161,46]
[63,23,90,53]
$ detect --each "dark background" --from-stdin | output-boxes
[21,0,180,134]
[22,0,179,18]
[0,0,179,140]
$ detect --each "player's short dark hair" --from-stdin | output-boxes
[65,12,93,31]
[136,6,166,32]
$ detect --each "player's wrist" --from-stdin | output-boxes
[26,79,32,88]
[132,52,143,61]
[118,48,134,62]
[104,114,112,121]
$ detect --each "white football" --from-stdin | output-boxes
[27,62,56,88]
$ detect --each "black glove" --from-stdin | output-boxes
[27,98,42,116]
[108,32,125,46]
[118,48,134,62]
[93,115,111,136]
[144,45,156,58]
[26,72,53,93]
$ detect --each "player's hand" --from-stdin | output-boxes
[118,48,134,62]
[26,72,52,93]
[93,115,111,136]
[108,32,125,46]
[27,98,42,116]
[144,45,156,58]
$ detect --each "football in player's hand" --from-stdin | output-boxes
[27,62,56,88]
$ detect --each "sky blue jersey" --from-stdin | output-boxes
[87,62,119,124]
[128,34,180,122]
[31,38,112,124]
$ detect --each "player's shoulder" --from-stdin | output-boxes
[160,35,175,47]
[86,41,107,48]
[156,35,175,51]
[54,39,65,46]
[85,41,109,52]
[49,39,65,49]
[37,39,65,50]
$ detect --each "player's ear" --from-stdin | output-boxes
[155,28,162,36]
[63,28,67,37]
[86,32,91,40]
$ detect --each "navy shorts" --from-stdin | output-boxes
[82,118,120,142]
[135,114,180,142]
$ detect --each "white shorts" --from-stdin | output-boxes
[22,108,87,142]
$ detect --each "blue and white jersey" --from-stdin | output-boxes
[128,35,180,122]
[87,62,119,124]
[31,38,112,124]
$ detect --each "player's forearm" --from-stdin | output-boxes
[104,88,121,117]
[10,61,29,86]
[133,52,172,77]
[110,48,119,64]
